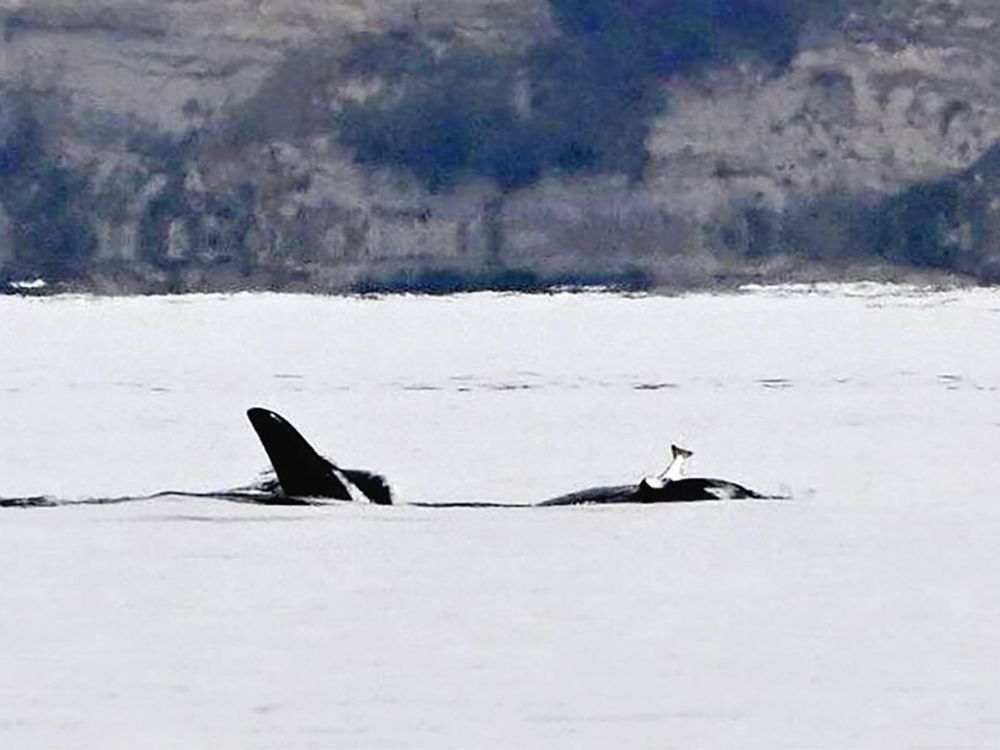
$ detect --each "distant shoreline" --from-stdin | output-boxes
[2,259,977,298]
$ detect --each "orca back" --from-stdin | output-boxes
[341,469,393,506]
[638,477,767,502]
[539,478,772,506]
[537,485,638,506]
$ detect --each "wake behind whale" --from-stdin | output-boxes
[1,408,787,508]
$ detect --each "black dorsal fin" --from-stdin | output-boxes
[246,407,353,500]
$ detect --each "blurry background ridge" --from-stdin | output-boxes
[4,0,1000,290]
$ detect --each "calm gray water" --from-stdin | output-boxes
[1,286,998,748]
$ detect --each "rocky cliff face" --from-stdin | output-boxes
[3,0,1000,290]
[0,0,552,131]
[648,0,1000,206]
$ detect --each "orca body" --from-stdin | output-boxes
[537,443,776,505]
[246,407,392,504]
[538,477,772,506]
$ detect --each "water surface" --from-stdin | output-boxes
[1,286,997,748]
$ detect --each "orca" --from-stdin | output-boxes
[537,444,778,505]
[537,477,774,505]
[246,410,780,506]
[1,408,395,508]
[246,407,392,505]
[0,409,782,508]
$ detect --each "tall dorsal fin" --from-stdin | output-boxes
[246,407,353,500]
